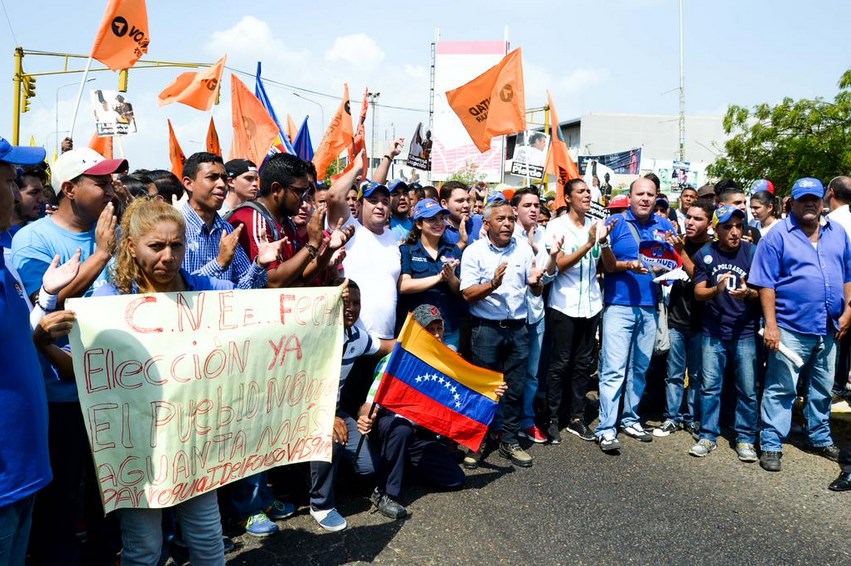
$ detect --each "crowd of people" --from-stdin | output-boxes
[1,132,850,565]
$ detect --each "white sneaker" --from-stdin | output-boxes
[621,423,653,442]
[310,507,347,532]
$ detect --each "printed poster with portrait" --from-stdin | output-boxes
[508,130,550,180]
[406,122,432,171]
[90,89,137,136]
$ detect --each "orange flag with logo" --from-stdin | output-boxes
[90,0,149,71]
[167,119,186,178]
[313,84,353,179]
[545,91,580,208]
[336,87,369,178]
[158,55,226,111]
[446,48,526,152]
[206,117,221,156]
[88,132,113,160]
[230,74,279,164]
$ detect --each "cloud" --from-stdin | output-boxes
[207,15,310,67]
[325,34,385,68]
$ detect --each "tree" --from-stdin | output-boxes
[446,160,486,186]
[707,69,851,196]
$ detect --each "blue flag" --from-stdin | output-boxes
[293,116,314,161]
[254,62,295,155]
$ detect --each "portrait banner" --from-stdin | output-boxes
[67,286,344,513]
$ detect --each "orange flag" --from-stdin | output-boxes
[206,117,221,156]
[158,55,226,111]
[313,84,353,179]
[286,114,298,145]
[335,87,369,179]
[90,0,149,71]
[230,74,279,164]
[545,91,580,208]
[167,119,186,178]
[88,132,113,160]
[446,48,526,152]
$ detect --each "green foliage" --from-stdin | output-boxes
[446,160,486,186]
[323,158,342,184]
[707,70,851,196]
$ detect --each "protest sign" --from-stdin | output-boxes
[90,89,137,136]
[67,286,344,513]
[406,122,432,171]
[508,130,549,180]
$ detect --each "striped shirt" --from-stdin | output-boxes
[543,214,603,318]
[180,202,267,289]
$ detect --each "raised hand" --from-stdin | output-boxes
[492,261,508,288]
[95,202,117,255]
[33,310,76,347]
[42,249,82,295]
[328,218,355,251]
[217,224,243,270]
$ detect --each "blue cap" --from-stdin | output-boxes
[0,135,46,165]
[712,204,746,227]
[791,177,824,200]
[388,179,409,193]
[358,181,390,200]
[412,198,449,220]
[486,192,508,205]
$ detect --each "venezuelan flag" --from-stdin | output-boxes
[373,314,503,452]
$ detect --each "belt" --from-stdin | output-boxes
[473,316,525,329]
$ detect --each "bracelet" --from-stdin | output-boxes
[383,154,392,161]
[600,241,611,248]
[305,243,319,259]
[36,286,58,312]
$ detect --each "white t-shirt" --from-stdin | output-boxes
[543,214,603,318]
[341,215,401,339]
[828,205,851,240]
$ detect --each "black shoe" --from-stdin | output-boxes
[684,421,700,441]
[829,471,851,491]
[498,442,533,467]
[809,444,840,462]
[566,419,595,441]
[759,450,782,472]
[370,488,408,519]
[547,420,562,444]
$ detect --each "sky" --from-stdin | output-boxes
[1,0,849,169]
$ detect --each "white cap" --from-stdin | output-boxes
[51,148,127,195]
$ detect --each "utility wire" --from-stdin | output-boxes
[0,0,19,46]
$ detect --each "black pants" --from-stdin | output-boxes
[546,309,601,423]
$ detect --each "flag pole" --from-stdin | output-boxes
[69,56,94,142]
[115,135,125,159]
[353,402,378,460]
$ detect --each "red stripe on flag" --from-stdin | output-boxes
[376,376,489,453]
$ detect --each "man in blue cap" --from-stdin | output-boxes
[0,135,52,564]
[750,177,851,472]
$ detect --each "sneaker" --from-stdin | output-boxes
[518,425,548,444]
[653,420,678,438]
[688,439,716,457]
[566,420,595,441]
[267,499,297,520]
[498,442,534,467]
[244,512,279,537]
[310,507,347,532]
[759,450,782,472]
[621,423,653,442]
[598,434,622,452]
[736,442,758,462]
[462,445,484,469]
[684,421,700,441]
[547,420,562,445]
[369,488,408,519]
[808,444,841,462]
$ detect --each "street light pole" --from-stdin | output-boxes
[367,92,380,176]
[56,78,93,156]
[292,92,325,133]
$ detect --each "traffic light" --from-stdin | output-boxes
[20,74,36,113]
[118,69,128,92]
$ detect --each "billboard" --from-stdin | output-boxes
[577,148,642,176]
[431,40,508,183]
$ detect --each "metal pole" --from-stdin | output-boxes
[12,47,23,145]
[69,56,94,141]
[293,92,325,133]
[367,92,380,176]
[56,79,92,157]
[678,0,686,162]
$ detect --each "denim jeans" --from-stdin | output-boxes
[596,305,657,438]
[118,491,224,566]
[699,334,758,443]
[664,327,702,426]
[0,495,35,566]
[760,328,836,452]
[522,317,545,429]
[469,319,529,445]
[310,412,375,510]
[223,472,274,522]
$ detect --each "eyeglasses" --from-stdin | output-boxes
[286,185,312,201]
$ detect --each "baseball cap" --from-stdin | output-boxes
[712,204,746,227]
[358,181,390,200]
[655,196,669,209]
[51,148,128,194]
[0,135,46,166]
[791,177,825,200]
[751,179,775,194]
[388,179,409,193]
[606,194,629,210]
[697,184,716,198]
[412,198,449,220]
[225,159,257,178]
[412,304,443,328]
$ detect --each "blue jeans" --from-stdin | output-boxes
[310,412,375,511]
[596,305,657,438]
[0,495,35,566]
[522,318,545,429]
[664,327,702,425]
[760,328,836,452]
[470,319,529,445]
[699,334,758,443]
[118,491,224,566]
[223,472,274,522]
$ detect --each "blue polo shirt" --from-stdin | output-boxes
[443,215,484,247]
[603,209,676,307]
[460,235,535,320]
[398,240,465,334]
[750,214,851,336]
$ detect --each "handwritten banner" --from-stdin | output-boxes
[67,287,343,513]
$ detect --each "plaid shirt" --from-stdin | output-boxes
[181,202,267,289]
